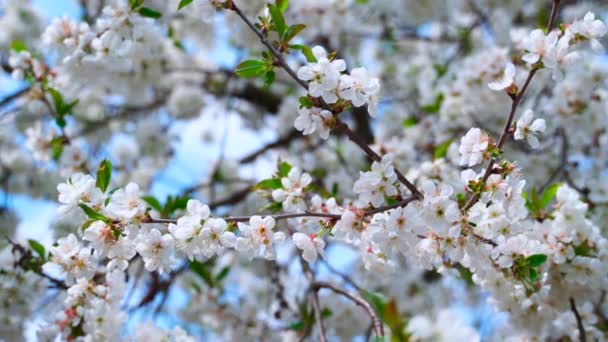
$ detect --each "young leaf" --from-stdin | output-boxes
[421,93,444,114]
[11,40,27,52]
[540,183,561,209]
[96,159,112,193]
[28,239,46,259]
[527,254,548,267]
[215,266,231,282]
[278,161,292,177]
[177,0,193,10]
[78,203,111,223]
[138,7,163,19]
[267,4,286,37]
[234,60,266,78]
[260,201,283,213]
[254,178,282,190]
[276,0,289,12]
[141,196,163,213]
[433,140,452,160]
[283,24,306,42]
[291,44,316,63]
[263,69,276,88]
[190,260,215,288]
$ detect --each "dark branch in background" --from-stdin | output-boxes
[464,0,561,211]
[229,2,423,201]
[334,120,423,199]
[6,238,67,290]
[239,129,300,164]
[312,281,384,338]
[301,258,328,342]
[0,87,29,109]
[569,297,587,342]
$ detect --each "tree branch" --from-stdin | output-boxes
[463,0,561,211]
[228,2,423,201]
[312,281,384,338]
[569,297,587,342]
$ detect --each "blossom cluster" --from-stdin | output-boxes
[294,46,381,139]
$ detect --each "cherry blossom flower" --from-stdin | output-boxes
[514,109,546,148]
[237,216,285,260]
[272,167,312,212]
[292,232,326,263]
[105,182,146,222]
[569,12,608,52]
[338,67,381,117]
[521,29,558,65]
[293,106,334,139]
[297,46,346,103]
[488,62,516,91]
[458,128,490,167]
[57,173,104,215]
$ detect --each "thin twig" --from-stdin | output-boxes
[463,0,561,211]
[229,2,423,200]
[569,297,587,342]
[312,281,384,338]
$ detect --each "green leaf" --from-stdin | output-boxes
[361,290,387,316]
[254,178,282,190]
[267,4,286,37]
[215,266,231,282]
[283,24,306,42]
[298,96,313,108]
[50,137,64,161]
[81,219,96,231]
[289,321,305,331]
[142,196,163,213]
[540,183,561,209]
[527,254,547,267]
[177,0,193,10]
[138,7,162,18]
[433,140,452,160]
[78,203,111,223]
[263,69,276,88]
[260,201,283,213]
[234,59,267,78]
[190,260,215,288]
[291,44,316,63]
[28,239,46,259]
[163,195,190,216]
[276,0,289,12]
[47,87,78,118]
[129,0,144,10]
[95,159,112,193]
[278,161,292,178]
[384,195,398,206]
[11,40,27,52]
[529,268,539,282]
[402,117,418,128]
[421,93,444,114]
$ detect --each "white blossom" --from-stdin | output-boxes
[292,232,326,263]
[297,46,346,103]
[514,109,546,148]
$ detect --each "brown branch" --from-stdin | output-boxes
[312,281,384,338]
[335,121,423,200]
[463,0,561,211]
[228,2,423,200]
[569,297,587,342]
[239,129,300,164]
[146,197,417,225]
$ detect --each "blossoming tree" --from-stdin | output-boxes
[1,0,608,340]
